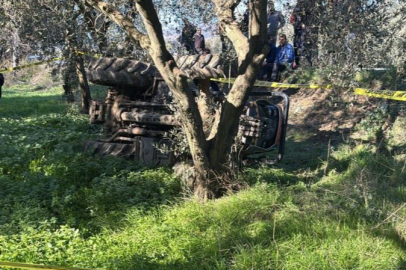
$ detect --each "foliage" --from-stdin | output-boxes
[387,116,406,149]
[0,85,181,234]
[352,105,388,142]
[2,0,405,198]
[1,84,406,269]
[2,65,62,90]
[354,67,406,91]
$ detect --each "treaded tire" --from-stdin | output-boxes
[86,57,157,87]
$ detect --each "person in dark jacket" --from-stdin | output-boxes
[180,18,196,54]
[193,28,205,54]
[267,3,285,45]
[0,73,4,99]
[259,37,278,81]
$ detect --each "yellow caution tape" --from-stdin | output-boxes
[254,80,333,89]
[1,57,404,102]
[0,51,100,73]
[0,57,65,73]
[212,77,406,102]
[74,51,101,58]
[0,261,105,270]
[211,77,333,89]
[354,88,406,102]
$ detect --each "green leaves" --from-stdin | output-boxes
[1,84,405,269]
[0,86,181,235]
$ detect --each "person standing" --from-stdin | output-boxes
[180,18,197,54]
[193,28,205,54]
[267,2,285,45]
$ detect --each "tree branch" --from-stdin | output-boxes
[84,0,150,49]
[213,0,249,61]
[208,0,269,168]
[134,0,210,168]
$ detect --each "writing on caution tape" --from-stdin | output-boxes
[0,51,100,74]
[210,77,333,89]
[0,261,105,270]
[354,88,406,102]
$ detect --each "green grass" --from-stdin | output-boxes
[0,85,67,117]
[0,85,182,234]
[0,84,405,269]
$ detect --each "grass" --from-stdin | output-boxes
[0,83,405,269]
[0,85,181,234]
[0,85,66,117]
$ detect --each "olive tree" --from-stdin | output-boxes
[0,0,95,111]
[84,0,269,200]
[290,0,405,83]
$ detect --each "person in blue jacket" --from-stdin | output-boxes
[271,34,295,81]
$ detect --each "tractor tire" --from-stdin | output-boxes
[176,54,225,79]
[86,57,157,88]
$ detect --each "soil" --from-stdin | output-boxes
[284,87,378,134]
[271,86,383,173]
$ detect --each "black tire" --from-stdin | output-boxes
[86,55,225,89]
[86,57,157,88]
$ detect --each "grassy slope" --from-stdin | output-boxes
[0,85,405,270]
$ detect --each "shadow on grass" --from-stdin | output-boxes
[241,123,348,188]
[397,259,406,270]
[281,125,337,171]
[0,155,181,235]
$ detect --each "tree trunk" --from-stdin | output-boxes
[197,79,216,137]
[62,85,75,103]
[12,30,20,68]
[62,58,76,104]
[63,10,92,111]
[75,55,92,113]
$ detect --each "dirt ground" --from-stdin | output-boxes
[271,86,383,175]
[286,87,378,133]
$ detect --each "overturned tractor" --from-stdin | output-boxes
[84,54,289,165]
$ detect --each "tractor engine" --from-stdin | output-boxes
[84,55,289,165]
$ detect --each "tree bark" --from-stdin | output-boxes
[75,55,92,113]
[12,29,20,68]
[64,7,92,112]
[207,0,268,170]
[196,79,216,137]
[62,58,76,103]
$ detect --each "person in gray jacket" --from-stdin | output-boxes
[193,28,205,54]
[267,2,285,45]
